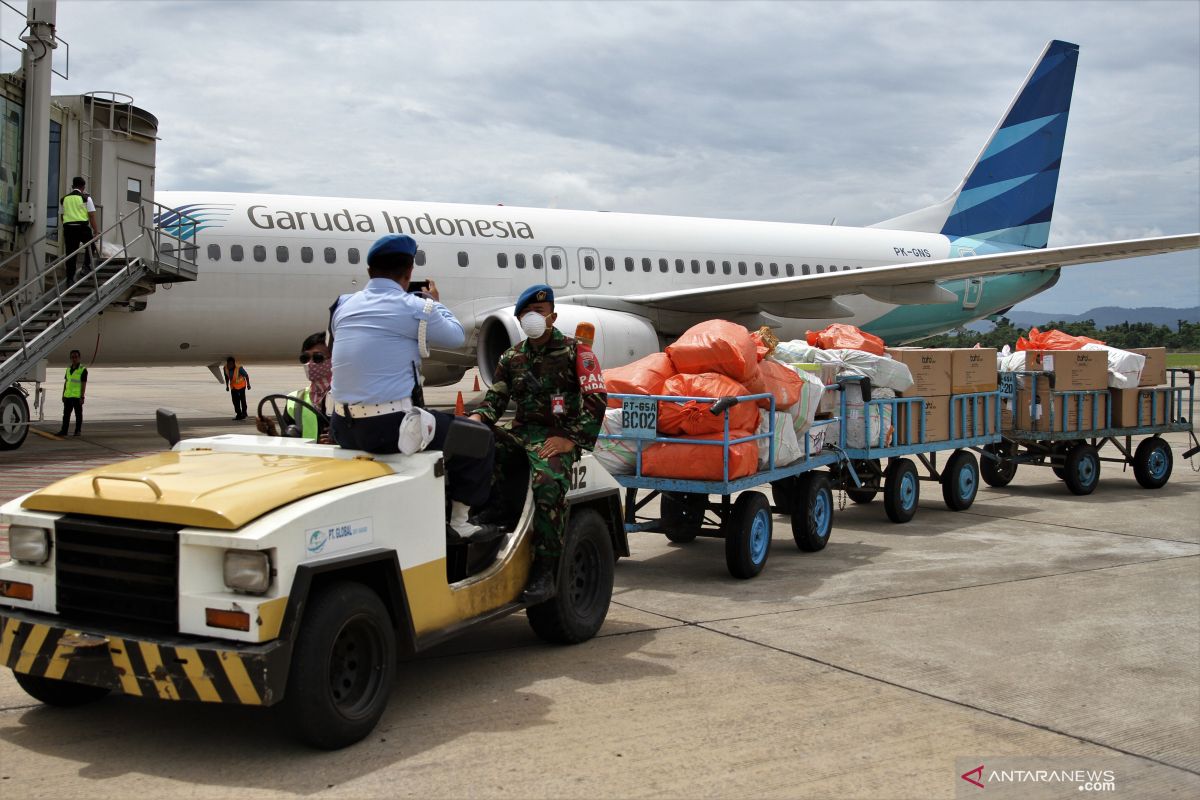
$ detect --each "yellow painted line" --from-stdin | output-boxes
[217,650,261,705]
[174,647,222,703]
[29,429,63,441]
[43,629,79,680]
[0,618,17,665]
[137,641,181,700]
[107,639,143,696]
[13,624,49,674]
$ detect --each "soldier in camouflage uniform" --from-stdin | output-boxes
[470,284,607,603]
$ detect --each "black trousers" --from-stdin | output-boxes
[230,388,247,418]
[332,408,494,507]
[60,397,83,435]
[63,222,93,285]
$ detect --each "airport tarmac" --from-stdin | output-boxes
[0,366,1197,799]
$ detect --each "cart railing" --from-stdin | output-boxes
[1003,368,1194,437]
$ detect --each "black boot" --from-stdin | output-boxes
[521,556,559,605]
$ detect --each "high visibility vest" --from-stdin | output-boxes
[62,191,89,224]
[287,388,320,440]
[63,364,86,398]
[227,365,248,390]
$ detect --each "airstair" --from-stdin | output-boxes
[0,203,198,446]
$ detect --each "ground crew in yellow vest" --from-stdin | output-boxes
[256,332,333,442]
[56,349,88,437]
[60,176,100,286]
[223,356,251,421]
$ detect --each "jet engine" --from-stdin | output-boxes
[476,305,662,384]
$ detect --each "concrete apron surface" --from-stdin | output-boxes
[0,369,1197,799]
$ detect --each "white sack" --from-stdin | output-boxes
[824,349,915,392]
[593,408,637,475]
[1082,343,1145,389]
[757,409,803,468]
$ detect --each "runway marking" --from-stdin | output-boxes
[29,429,62,441]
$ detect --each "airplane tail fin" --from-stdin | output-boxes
[871,40,1079,249]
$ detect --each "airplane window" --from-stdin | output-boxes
[207,244,221,261]
[516,253,527,269]
[230,244,243,262]
[498,253,508,268]
[348,248,360,265]
[605,256,615,271]
[415,250,426,266]
[551,254,563,270]
[533,253,543,269]
[253,245,266,263]
[722,261,731,275]
[659,258,669,273]
[584,255,596,271]
[801,264,810,275]
[625,257,635,272]
[706,260,716,274]
[301,246,313,264]
[458,251,469,267]
[754,262,764,276]
[324,247,336,264]
[276,246,289,263]
[675,258,685,273]
[815,264,824,273]
[829,265,838,272]
[691,259,701,274]
[642,257,652,272]
[785,264,794,277]
[769,262,778,276]
[738,261,747,275]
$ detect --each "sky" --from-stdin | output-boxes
[5,0,1198,314]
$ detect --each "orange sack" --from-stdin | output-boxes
[743,359,805,410]
[657,372,759,435]
[665,320,758,383]
[603,352,676,408]
[805,323,886,356]
[1015,327,1105,351]
[642,431,759,481]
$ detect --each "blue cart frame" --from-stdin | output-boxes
[979,368,1198,495]
[599,392,851,580]
[826,376,1006,523]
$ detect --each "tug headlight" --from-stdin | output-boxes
[9,525,50,564]
[223,549,271,594]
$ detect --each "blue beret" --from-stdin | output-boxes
[515,284,554,316]
[367,234,418,266]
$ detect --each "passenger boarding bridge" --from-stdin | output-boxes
[0,0,198,451]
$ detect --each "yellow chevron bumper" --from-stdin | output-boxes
[0,610,289,706]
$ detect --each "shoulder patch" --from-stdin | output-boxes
[576,344,605,394]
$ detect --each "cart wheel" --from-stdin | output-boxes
[845,459,880,504]
[941,449,979,511]
[661,491,705,543]
[1050,443,1071,480]
[980,443,1017,487]
[845,487,878,504]
[770,477,796,516]
[791,473,833,552]
[883,458,920,523]
[724,492,772,579]
[1133,436,1173,489]
[1063,443,1101,495]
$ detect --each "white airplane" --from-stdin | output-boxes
[59,40,1200,389]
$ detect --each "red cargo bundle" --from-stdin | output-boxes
[805,323,886,355]
[743,359,805,410]
[665,320,758,383]
[603,352,676,408]
[641,431,759,481]
[657,372,758,435]
[1015,327,1105,351]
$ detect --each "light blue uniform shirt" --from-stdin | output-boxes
[330,278,465,405]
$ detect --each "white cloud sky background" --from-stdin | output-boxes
[6,0,1198,313]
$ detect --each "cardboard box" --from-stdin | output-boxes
[949,348,998,394]
[886,348,952,396]
[1109,386,1172,427]
[1128,347,1166,386]
[1013,386,1110,432]
[1014,350,1108,391]
[894,395,950,444]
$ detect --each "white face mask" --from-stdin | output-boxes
[520,312,548,339]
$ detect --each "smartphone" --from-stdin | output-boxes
[408,280,430,295]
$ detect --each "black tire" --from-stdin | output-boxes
[980,443,1017,487]
[770,477,796,516]
[1063,443,1101,496]
[724,491,772,579]
[281,581,397,750]
[940,449,979,511]
[660,491,705,543]
[845,487,878,504]
[791,473,834,552]
[527,509,615,644]
[1133,436,1173,489]
[1049,443,1071,480]
[0,388,30,451]
[845,459,881,503]
[883,458,920,524]
[13,672,110,706]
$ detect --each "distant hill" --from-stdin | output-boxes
[968,306,1200,332]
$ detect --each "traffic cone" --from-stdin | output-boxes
[455,391,466,416]
[473,373,481,392]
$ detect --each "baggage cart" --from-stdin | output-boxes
[599,392,851,580]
